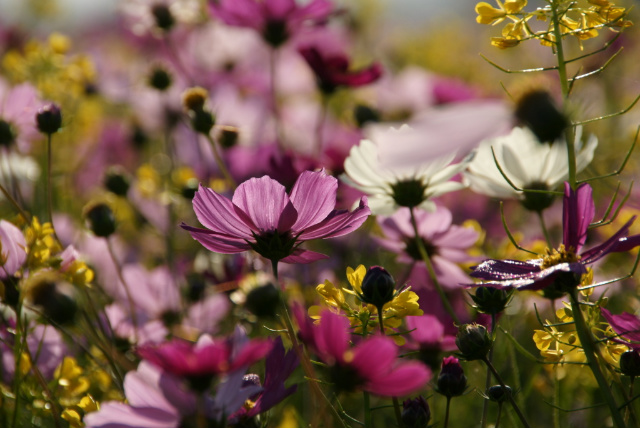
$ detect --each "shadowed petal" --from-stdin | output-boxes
[181,224,252,253]
[601,308,640,349]
[281,248,329,264]
[315,310,350,364]
[580,217,636,264]
[563,182,594,252]
[298,197,370,240]
[351,336,397,379]
[364,361,431,397]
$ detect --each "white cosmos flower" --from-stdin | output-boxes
[464,125,598,200]
[341,125,469,215]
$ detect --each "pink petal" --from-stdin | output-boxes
[280,248,329,264]
[406,315,444,346]
[181,224,252,253]
[210,0,265,30]
[364,361,431,397]
[316,310,350,363]
[232,176,291,232]
[351,336,397,380]
[289,170,338,232]
[563,182,595,252]
[0,220,26,278]
[84,401,178,428]
[192,184,254,238]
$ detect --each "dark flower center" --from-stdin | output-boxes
[0,120,16,147]
[390,179,427,208]
[521,181,555,212]
[263,19,289,47]
[328,362,365,393]
[405,238,437,261]
[249,230,297,263]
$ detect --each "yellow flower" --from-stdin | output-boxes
[316,280,348,311]
[476,0,527,25]
[346,265,366,295]
[61,395,99,428]
[491,36,521,48]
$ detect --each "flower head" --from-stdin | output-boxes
[471,183,640,292]
[181,170,370,264]
[210,0,333,47]
[298,46,382,94]
[436,356,467,397]
[341,126,468,215]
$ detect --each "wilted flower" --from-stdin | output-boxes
[298,46,382,94]
[471,183,640,292]
[181,170,370,265]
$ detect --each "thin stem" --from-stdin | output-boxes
[205,133,237,190]
[0,182,29,222]
[569,289,626,428]
[481,314,497,428]
[377,307,404,428]
[554,366,561,428]
[408,207,460,324]
[269,48,285,149]
[495,403,503,428]
[364,391,372,428]
[482,357,532,428]
[537,211,553,247]
[106,238,139,343]
[444,397,451,428]
[626,377,634,426]
[46,133,54,227]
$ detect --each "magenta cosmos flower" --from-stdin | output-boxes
[377,206,479,290]
[294,307,431,396]
[471,182,640,292]
[298,45,383,94]
[601,308,640,350]
[209,0,333,47]
[181,170,370,267]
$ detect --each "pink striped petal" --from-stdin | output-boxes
[192,184,255,238]
[364,361,431,397]
[232,176,291,232]
[289,170,338,232]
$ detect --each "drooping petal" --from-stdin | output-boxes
[580,217,636,264]
[471,259,543,281]
[289,170,338,232]
[315,310,350,364]
[181,224,252,254]
[601,307,640,349]
[563,182,595,252]
[192,184,255,238]
[280,248,329,264]
[232,176,292,232]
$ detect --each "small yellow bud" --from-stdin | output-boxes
[182,87,209,111]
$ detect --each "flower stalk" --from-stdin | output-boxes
[481,356,531,428]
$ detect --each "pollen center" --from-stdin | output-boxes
[540,244,581,269]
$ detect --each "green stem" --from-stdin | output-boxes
[569,289,627,428]
[377,307,404,428]
[482,357,532,428]
[205,133,236,190]
[0,182,29,222]
[269,48,285,149]
[106,238,139,343]
[626,377,634,426]
[550,0,577,189]
[554,364,561,428]
[364,391,372,428]
[537,211,553,248]
[46,134,53,227]
[481,314,497,428]
[495,403,503,428]
[408,207,460,324]
[444,397,451,428]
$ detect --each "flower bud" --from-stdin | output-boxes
[151,3,175,31]
[84,203,117,237]
[521,181,555,212]
[104,167,131,197]
[190,109,215,135]
[0,120,16,147]
[182,87,209,112]
[217,126,239,149]
[354,104,380,128]
[455,323,492,361]
[487,385,512,403]
[36,103,62,135]
[515,89,567,143]
[620,350,640,377]
[25,272,77,325]
[148,67,172,91]
[360,266,395,309]
[245,283,281,318]
[436,356,467,397]
[401,396,431,428]
[471,286,513,315]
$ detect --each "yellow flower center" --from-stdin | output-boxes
[540,244,581,269]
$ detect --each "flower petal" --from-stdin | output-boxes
[232,176,292,232]
[563,182,594,252]
[181,224,252,253]
[192,184,255,238]
[280,248,329,264]
[297,197,370,240]
[289,170,338,232]
[364,361,431,397]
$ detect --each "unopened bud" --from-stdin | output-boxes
[148,67,172,91]
[401,396,430,428]
[455,323,492,361]
[217,126,239,149]
[487,385,512,403]
[151,3,175,31]
[36,103,62,135]
[360,266,395,309]
[436,356,467,397]
[191,109,215,135]
[84,203,117,237]
[515,89,567,143]
[471,286,513,315]
[182,87,209,112]
[620,350,640,377]
[104,167,131,197]
[245,283,280,318]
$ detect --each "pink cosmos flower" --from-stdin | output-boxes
[377,206,480,290]
[181,169,370,266]
[601,307,640,350]
[137,329,272,384]
[298,45,382,94]
[294,307,431,396]
[405,315,457,369]
[209,0,333,47]
[0,220,26,279]
[0,80,41,152]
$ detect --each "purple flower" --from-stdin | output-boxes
[294,308,431,396]
[209,0,333,47]
[601,307,640,350]
[377,207,479,290]
[298,46,382,94]
[181,169,370,265]
[0,220,26,279]
[471,182,640,291]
